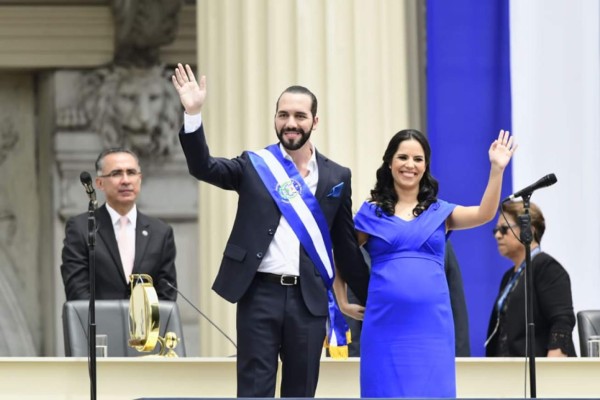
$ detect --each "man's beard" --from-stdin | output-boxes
[277,125,313,151]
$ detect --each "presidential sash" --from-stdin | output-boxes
[248,144,351,358]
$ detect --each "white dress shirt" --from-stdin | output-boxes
[258,144,318,276]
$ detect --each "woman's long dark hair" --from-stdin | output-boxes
[370,129,439,217]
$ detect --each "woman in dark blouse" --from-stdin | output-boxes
[486,201,576,357]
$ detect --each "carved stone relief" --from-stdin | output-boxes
[0,117,18,165]
[112,0,185,68]
[54,0,189,214]
[57,66,182,159]
[0,91,37,356]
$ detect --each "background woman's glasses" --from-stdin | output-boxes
[492,224,517,236]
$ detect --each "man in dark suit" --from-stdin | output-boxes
[60,148,177,301]
[444,240,471,357]
[172,63,370,397]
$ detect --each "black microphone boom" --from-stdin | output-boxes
[80,171,98,210]
[162,280,237,349]
[502,173,557,203]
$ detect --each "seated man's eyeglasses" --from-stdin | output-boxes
[492,224,517,236]
[99,169,142,179]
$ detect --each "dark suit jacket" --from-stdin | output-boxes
[60,204,177,301]
[179,126,370,315]
[444,240,471,357]
[486,252,576,357]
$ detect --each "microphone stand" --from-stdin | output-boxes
[86,200,97,400]
[518,194,536,398]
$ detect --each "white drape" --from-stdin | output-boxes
[510,0,600,339]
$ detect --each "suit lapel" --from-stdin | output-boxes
[96,205,126,281]
[315,152,332,201]
[134,212,151,273]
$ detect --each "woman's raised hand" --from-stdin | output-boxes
[489,129,517,170]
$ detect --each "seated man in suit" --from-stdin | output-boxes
[443,240,471,357]
[60,148,177,301]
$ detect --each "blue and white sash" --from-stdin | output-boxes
[248,144,351,358]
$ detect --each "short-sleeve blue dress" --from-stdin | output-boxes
[355,200,457,398]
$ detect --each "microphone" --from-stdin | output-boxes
[79,171,98,210]
[162,280,237,349]
[502,173,557,202]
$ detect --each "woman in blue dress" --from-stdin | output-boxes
[334,129,516,398]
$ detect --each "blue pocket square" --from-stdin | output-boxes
[327,182,344,198]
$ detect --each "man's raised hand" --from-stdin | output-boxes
[171,63,206,115]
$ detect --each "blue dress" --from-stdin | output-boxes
[355,200,457,398]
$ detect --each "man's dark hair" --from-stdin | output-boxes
[95,147,140,175]
[276,85,318,117]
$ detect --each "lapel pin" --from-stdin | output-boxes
[142,230,148,236]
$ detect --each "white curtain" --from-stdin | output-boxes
[510,0,600,334]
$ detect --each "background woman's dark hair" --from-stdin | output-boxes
[501,201,546,243]
[370,129,438,217]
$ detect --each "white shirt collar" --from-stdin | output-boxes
[105,203,138,227]
[278,142,318,174]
